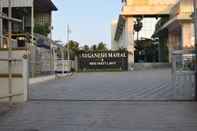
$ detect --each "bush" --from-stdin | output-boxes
[34,24,50,36]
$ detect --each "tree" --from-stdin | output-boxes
[83,45,89,51]
[134,38,158,62]
[118,48,127,51]
[134,17,143,32]
[81,42,108,51]
[97,42,107,51]
[134,17,143,42]
[91,44,97,51]
[64,40,80,60]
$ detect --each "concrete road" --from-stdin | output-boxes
[30,69,174,100]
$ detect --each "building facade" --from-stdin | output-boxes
[0,0,57,38]
[154,0,195,63]
[112,0,194,68]
[0,0,58,77]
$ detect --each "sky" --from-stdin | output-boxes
[52,0,121,48]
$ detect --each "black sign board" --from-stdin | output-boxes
[77,51,128,71]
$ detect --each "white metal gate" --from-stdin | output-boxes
[54,59,72,76]
[172,49,195,100]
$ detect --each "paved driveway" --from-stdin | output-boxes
[1,101,197,131]
[1,69,197,131]
[30,69,174,100]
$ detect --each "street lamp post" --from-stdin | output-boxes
[67,24,70,60]
[193,0,197,100]
[66,24,71,71]
[49,26,53,75]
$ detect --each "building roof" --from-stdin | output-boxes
[34,0,58,12]
[1,0,57,11]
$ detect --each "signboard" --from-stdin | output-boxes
[77,51,128,71]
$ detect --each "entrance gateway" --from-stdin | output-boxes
[1,0,196,102]
[112,0,194,67]
[111,0,195,100]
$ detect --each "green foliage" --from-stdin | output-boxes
[84,42,108,51]
[159,36,169,62]
[34,24,50,36]
[63,41,108,60]
[91,44,97,51]
[134,17,143,32]
[118,48,127,51]
[83,45,89,51]
[97,42,107,51]
[64,40,80,60]
[134,38,158,62]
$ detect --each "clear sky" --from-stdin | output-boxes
[52,0,121,48]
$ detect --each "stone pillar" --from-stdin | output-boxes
[168,31,181,63]
[125,17,134,70]
[181,22,193,49]
[167,32,173,64]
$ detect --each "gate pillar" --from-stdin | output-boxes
[181,22,193,49]
[125,17,134,70]
[168,32,178,64]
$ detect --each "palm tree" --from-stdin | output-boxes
[91,44,97,51]
[134,17,143,42]
[97,42,107,51]
[64,40,79,60]
[83,45,89,51]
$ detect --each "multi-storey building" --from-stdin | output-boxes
[0,0,58,77]
[0,0,57,37]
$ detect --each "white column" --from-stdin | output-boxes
[31,1,35,77]
[0,1,3,48]
[23,58,29,102]
[125,17,134,70]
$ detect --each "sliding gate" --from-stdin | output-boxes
[172,49,195,100]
